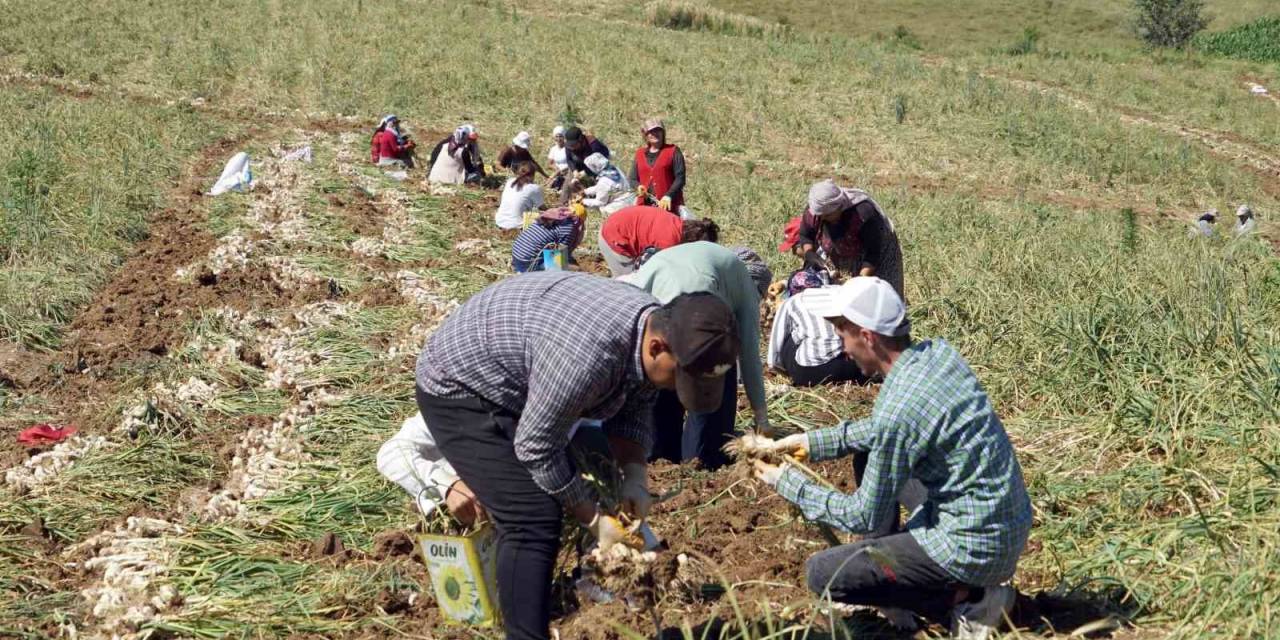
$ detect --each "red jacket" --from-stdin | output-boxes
[600,205,683,259]
[371,129,413,163]
[634,144,683,209]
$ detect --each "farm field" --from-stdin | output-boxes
[1,0,1278,638]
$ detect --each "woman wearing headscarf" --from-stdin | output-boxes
[510,207,584,273]
[428,124,486,185]
[370,115,416,167]
[786,179,904,298]
[630,118,687,216]
[581,153,631,217]
[546,126,570,178]
[495,162,546,230]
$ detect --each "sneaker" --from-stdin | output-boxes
[950,585,1015,639]
[878,607,920,632]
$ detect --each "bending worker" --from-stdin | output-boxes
[748,277,1031,640]
[415,272,740,640]
[599,205,719,277]
[785,179,904,298]
[621,241,772,468]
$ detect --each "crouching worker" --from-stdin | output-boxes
[767,284,867,386]
[749,277,1032,639]
[510,207,584,273]
[376,413,484,525]
[415,273,740,640]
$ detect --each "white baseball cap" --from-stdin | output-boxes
[810,277,909,337]
[513,131,531,149]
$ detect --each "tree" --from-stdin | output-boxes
[1133,0,1209,49]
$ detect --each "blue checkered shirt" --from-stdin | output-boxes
[416,272,659,507]
[775,339,1032,586]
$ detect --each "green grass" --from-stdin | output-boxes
[0,87,225,349]
[0,0,1279,637]
[1197,16,1280,63]
[644,1,793,40]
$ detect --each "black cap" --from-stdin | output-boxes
[563,126,584,143]
[663,292,740,413]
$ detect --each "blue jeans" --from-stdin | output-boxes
[650,365,737,470]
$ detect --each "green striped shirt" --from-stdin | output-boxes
[775,339,1032,586]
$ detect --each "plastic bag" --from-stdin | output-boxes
[210,152,252,195]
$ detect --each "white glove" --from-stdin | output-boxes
[619,463,652,519]
[753,460,784,488]
[772,433,810,460]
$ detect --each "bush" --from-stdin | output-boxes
[1005,26,1042,56]
[1195,16,1280,63]
[644,1,791,40]
[1133,0,1210,49]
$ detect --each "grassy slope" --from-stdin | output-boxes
[0,0,1278,637]
[0,88,226,348]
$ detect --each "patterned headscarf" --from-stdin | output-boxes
[731,246,773,298]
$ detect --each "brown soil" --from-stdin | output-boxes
[15,130,334,434]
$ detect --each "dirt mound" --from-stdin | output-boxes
[541,461,850,638]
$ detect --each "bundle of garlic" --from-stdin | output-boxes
[202,388,341,521]
[5,435,112,492]
[70,517,186,639]
[264,255,325,291]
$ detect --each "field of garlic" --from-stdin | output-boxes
[0,131,514,638]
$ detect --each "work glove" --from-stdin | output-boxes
[586,512,631,551]
[737,432,809,460]
[618,463,652,519]
[658,196,672,211]
[752,459,784,488]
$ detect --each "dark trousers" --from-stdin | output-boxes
[805,453,953,624]
[779,334,868,387]
[650,365,737,470]
[416,387,561,640]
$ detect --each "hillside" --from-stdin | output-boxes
[1,0,1278,638]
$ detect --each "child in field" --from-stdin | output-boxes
[748,277,1031,639]
[495,162,545,230]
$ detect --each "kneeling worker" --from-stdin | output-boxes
[749,277,1031,639]
[415,272,740,640]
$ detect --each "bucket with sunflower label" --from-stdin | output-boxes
[418,525,500,626]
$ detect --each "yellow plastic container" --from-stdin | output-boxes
[418,526,500,627]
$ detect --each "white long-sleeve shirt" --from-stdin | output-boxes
[377,413,605,514]
[376,414,460,515]
[583,170,631,217]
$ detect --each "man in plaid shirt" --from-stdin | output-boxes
[415,271,740,640]
[750,277,1032,640]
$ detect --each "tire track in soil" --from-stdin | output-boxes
[0,69,363,133]
[980,70,1280,195]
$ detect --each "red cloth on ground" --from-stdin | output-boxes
[600,205,684,259]
[17,424,77,446]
